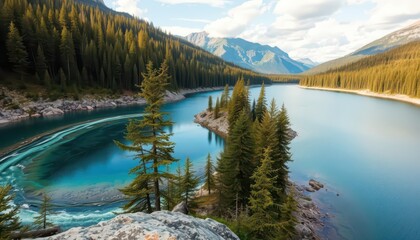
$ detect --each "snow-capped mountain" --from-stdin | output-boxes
[185,32,312,74]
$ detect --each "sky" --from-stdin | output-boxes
[104,0,420,63]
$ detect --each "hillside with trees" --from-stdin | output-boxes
[0,0,272,98]
[300,41,420,98]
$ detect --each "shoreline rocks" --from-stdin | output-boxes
[37,211,240,240]
[0,87,223,126]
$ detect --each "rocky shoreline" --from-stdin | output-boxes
[194,109,327,240]
[0,86,223,125]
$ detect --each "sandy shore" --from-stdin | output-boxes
[300,86,420,106]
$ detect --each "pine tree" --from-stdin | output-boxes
[203,153,215,195]
[181,157,200,206]
[248,147,281,239]
[208,95,213,111]
[59,27,76,83]
[34,193,53,229]
[276,104,292,194]
[214,97,220,119]
[227,78,250,131]
[220,84,229,108]
[115,61,177,212]
[35,45,47,79]
[255,82,267,123]
[0,185,21,240]
[279,191,298,239]
[219,110,255,217]
[6,21,28,81]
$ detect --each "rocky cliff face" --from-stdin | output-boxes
[40,211,239,240]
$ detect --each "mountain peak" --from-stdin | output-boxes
[185,33,311,74]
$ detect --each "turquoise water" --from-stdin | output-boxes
[1,85,420,239]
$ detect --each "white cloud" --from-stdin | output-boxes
[274,0,345,20]
[368,0,420,26]
[157,0,230,7]
[204,0,268,37]
[161,26,202,36]
[113,0,147,17]
[172,18,211,23]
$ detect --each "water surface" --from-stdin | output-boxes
[1,85,420,239]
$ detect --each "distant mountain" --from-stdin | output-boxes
[296,58,319,68]
[185,32,311,74]
[305,20,420,74]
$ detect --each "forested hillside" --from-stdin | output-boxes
[300,41,420,98]
[0,0,271,95]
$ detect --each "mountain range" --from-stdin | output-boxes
[185,32,314,75]
[305,20,420,74]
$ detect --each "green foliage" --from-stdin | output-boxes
[220,84,230,108]
[34,193,54,229]
[208,95,213,111]
[300,41,420,98]
[0,0,271,91]
[214,97,220,119]
[276,104,292,193]
[218,110,255,216]
[255,82,267,123]
[227,78,250,131]
[203,153,216,195]
[115,61,177,212]
[6,21,28,80]
[0,185,21,239]
[248,147,282,239]
[180,158,200,206]
[279,191,298,239]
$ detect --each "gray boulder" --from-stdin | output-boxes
[172,201,189,214]
[39,211,239,240]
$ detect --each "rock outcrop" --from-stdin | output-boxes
[39,211,239,240]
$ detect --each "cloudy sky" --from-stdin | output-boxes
[104,0,420,63]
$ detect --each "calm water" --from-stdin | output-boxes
[1,84,420,239]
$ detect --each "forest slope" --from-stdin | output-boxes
[0,0,271,98]
[300,41,420,98]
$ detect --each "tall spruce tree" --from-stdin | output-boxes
[248,147,281,239]
[34,193,53,229]
[180,157,200,206]
[6,21,28,81]
[276,104,292,193]
[255,82,267,122]
[220,84,230,108]
[208,95,213,111]
[115,61,177,212]
[203,153,216,195]
[218,110,255,217]
[214,97,220,119]
[279,191,298,239]
[227,78,250,131]
[0,185,21,240]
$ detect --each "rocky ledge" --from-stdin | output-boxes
[0,87,222,125]
[39,211,239,240]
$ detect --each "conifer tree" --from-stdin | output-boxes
[219,110,255,217]
[279,191,298,239]
[6,22,28,81]
[115,61,177,212]
[203,153,215,195]
[34,193,53,229]
[220,84,229,108]
[35,45,47,79]
[214,97,220,119]
[227,78,250,131]
[208,95,213,111]
[255,82,267,123]
[0,185,21,240]
[181,157,200,206]
[276,104,292,193]
[248,147,281,239]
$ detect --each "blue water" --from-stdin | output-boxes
[1,84,420,239]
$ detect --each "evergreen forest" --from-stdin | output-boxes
[0,0,272,97]
[300,41,420,98]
